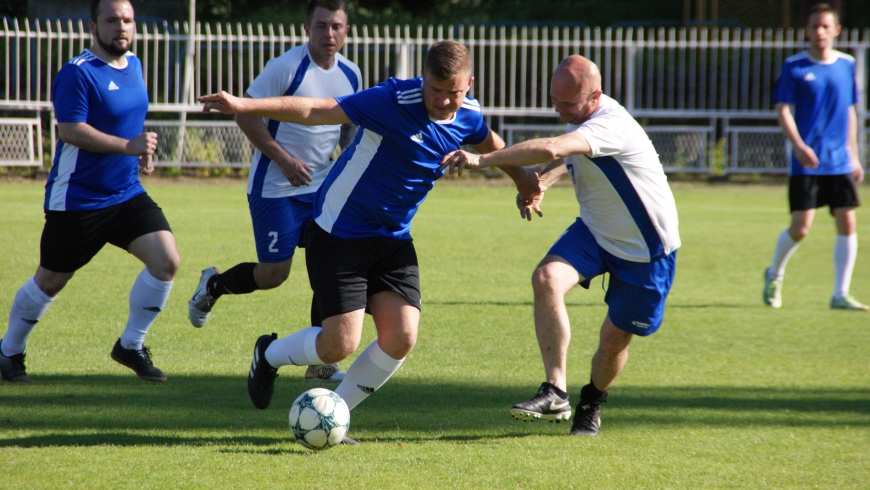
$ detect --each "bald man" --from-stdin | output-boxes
[441,55,681,436]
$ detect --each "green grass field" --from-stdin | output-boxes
[1,178,868,489]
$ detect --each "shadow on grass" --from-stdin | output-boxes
[1,375,868,448]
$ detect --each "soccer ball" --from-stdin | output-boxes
[289,388,350,450]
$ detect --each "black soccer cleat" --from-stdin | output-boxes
[510,382,572,422]
[340,435,359,446]
[0,342,34,383]
[248,333,279,410]
[569,403,601,436]
[110,339,167,382]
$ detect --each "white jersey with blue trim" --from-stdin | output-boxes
[245,43,361,198]
[315,77,490,239]
[565,94,680,262]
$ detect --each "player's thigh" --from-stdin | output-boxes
[127,231,180,281]
[543,218,606,291]
[789,175,820,214]
[305,224,375,321]
[248,194,312,263]
[367,238,422,312]
[604,250,677,337]
[40,207,115,274]
[319,309,366,362]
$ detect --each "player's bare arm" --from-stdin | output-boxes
[200,91,352,126]
[58,122,157,157]
[441,130,592,175]
[517,159,569,221]
[776,103,819,169]
[235,95,313,186]
[847,105,864,184]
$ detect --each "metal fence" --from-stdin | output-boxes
[2,18,869,172]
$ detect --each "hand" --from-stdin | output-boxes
[794,144,819,169]
[517,191,545,221]
[513,166,544,198]
[138,154,154,175]
[126,132,158,156]
[854,161,865,184]
[276,156,313,187]
[200,91,244,114]
[439,150,483,176]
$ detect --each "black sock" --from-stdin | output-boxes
[579,379,608,406]
[208,263,259,298]
[543,382,569,399]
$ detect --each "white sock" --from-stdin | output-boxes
[265,326,323,368]
[335,341,404,411]
[120,268,173,350]
[769,229,800,281]
[2,278,55,357]
[833,234,857,299]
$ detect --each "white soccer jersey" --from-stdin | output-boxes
[565,94,681,262]
[246,44,361,198]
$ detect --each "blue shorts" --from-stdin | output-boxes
[548,218,677,336]
[247,193,315,263]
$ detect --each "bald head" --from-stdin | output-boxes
[549,55,603,125]
[552,55,601,94]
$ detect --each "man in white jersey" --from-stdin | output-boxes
[763,3,866,311]
[0,0,180,383]
[188,0,361,383]
[201,41,535,442]
[441,55,680,436]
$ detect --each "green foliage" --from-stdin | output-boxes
[1,180,869,488]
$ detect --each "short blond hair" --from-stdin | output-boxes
[423,41,471,80]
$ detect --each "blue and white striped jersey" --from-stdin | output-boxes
[565,94,681,262]
[314,77,490,239]
[46,50,148,211]
[246,44,361,198]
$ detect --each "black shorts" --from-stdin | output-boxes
[789,174,860,215]
[305,224,422,323]
[40,192,172,273]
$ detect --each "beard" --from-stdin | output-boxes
[94,26,130,57]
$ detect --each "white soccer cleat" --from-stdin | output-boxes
[762,269,782,309]
[188,267,219,327]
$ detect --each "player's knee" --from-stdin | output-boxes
[150,255,180,281]
[531,265,560,295]
[256,263,291,289]
[317,338,358,364]
[789,226,810,241]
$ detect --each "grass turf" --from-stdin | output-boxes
[1,179,868,488]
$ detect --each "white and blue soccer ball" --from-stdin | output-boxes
[289,388,350,450]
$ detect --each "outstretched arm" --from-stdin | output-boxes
[440,130,592,175]
[200,91,352,126]
[469,131,542,200]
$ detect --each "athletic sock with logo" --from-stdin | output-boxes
[2,278,55,357]
[833,233,857,298]
[769,229,799,281]
[208,263,259,299]
[335,341,404,411]
[265,326,323,368]
[120,268,173,350]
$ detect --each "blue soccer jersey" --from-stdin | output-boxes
[772,50,858,176]
[46,50,149,211]
[314,77,490,239]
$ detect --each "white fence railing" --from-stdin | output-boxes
[2,19,869,172]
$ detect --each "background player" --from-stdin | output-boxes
[763,3,866,311]
[187,0,361,383]
[441,55,680,436]
[0,0,179,383]
[201,41,536,441]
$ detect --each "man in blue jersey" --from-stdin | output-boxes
[763,3,866,311]
[0,0,180,383]
[187,0,361,384]
[441,55,680,436]
[201,41,534,432]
